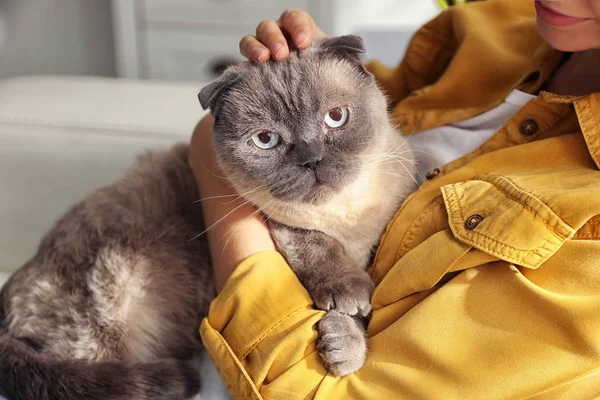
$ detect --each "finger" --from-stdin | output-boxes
[279,9,315,49]
[255,19,289,61]
[239,35,269,62]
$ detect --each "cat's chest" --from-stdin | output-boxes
[263,161,412,268]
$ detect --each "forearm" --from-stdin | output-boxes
[190,115,276,293]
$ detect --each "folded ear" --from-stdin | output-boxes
[317,35,366,63]
[198,68,242,111]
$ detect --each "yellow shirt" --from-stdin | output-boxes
[201,1,600,398]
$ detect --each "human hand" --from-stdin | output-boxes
[239,9,327,63]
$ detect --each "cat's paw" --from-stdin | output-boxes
[310,271,374,317]
[317,310,368,376]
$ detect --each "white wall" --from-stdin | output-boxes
[333,0,439,67]
[0,0,115,79]
[329,0,438,35]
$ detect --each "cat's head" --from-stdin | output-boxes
[198,35,391,205]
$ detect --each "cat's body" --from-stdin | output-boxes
[0,35,416,399]
[199,35,417,375]
[0,145,211,400]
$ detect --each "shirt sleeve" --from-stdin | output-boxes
[201,243,600,400]
[200,251,327,399]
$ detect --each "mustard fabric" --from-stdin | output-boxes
[200,0,600,398]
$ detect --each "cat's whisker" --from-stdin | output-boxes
[218,200,272,255]
[396,162,420,186]
[187,195,262,242]
[195,193,240,203]
[360,155,417,171]
[221,185,270,205]
[397,149,444,162]
[377,170,421,182]
[217,194,292,255]
[196,157,233,181]
[195,184,269,206]
[369,157,419,186]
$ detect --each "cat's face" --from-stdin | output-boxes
[199,36,389,205]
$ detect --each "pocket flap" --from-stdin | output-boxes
[441,175,575,269]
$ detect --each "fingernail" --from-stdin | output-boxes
[271,42,286,60]
[296,32,308,47]
[252,47,267,62]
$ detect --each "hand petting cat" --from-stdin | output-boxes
[239,9,327,62]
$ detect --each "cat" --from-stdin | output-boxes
[0,145,211,400]
[198,35,416,376]
[0,35,416,400]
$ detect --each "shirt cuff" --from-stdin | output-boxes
[200,250,327,399]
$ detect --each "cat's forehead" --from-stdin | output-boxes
[252,53,359,90]
[225,55,364,119]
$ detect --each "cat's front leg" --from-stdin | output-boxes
[317,311,368,376]
[268,221,374,317]
[268,221,373,376]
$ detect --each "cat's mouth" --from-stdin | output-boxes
[269,176,336,204]
[302,180,336,203]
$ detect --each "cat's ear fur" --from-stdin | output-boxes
[198,68,242,111]
[317,35,366,64]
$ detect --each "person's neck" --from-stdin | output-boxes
[544,48,600,96]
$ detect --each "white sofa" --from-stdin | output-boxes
[0,75,231,400]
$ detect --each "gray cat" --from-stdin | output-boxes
[0,35,415,400]
[199,35,415,376]
[0,145,211,399]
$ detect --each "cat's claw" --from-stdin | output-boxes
[317,310,368,376]
[311,272,374,317]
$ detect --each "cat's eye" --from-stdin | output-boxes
[324,107,349,129]
[251,131,280,149]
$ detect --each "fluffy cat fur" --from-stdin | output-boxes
[0,145,211,399]
[0,35,416,400]
[199,35,416,376]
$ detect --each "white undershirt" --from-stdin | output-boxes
[409,90,537,184]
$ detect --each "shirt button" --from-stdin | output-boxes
[425,168,440,180]
[465,214,484,230]
[520,119,538,136]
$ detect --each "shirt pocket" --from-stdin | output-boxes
[371,174,578,315]
[441,174,575,269]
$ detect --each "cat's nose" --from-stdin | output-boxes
[292,139,324,171]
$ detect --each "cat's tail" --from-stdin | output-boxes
[0,335,200,400]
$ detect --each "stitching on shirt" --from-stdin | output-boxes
[377,181,428,253]
[374,189,421,269]
[490,173,581,229]
[574,98,600,168]
[404,199,440,252]
[476,175,574,238]
[573,217,600,239]
[394,197,444,260]
[261,349,328,400]
[445,184,562,268]
[573,234,600,239]
[240,306,308,360]
[467,225,556,259]
[587,98,600,166]
[452,181,567,253]
[213,329,263,400]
